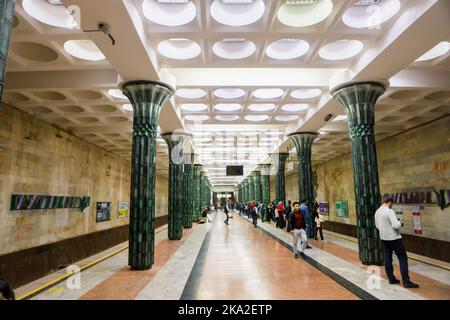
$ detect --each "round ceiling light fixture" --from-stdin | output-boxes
[185,114,209,121]
[108,89,128,100]
[176,88,207,99]
[275,115,298,122]
[157,39,201,60]
[248,104,276,112]
[342,0,401,29]
[290,88,322,99]
[214,88,246,99]
[281,104,309,112]
[277,0,333,28]
[319,39,363,60]
[214,104,242,112]
[64,40,106,61]
[266,39,310,60]
[122,104,133,112]
[415,42,450,62]
[245,115,269,122]
[252,88,284,99]
[180,104,208,112]
[210,0,265,27]
[22,0,79,29]
[215,115,240,122]
[142,0,197,26]
[212,39,256,60]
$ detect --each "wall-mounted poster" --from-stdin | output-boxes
[318,201,329,215]
[335,200,349,218]
[96,202,111,222]
[117,201,129,219]
[10,194,90,212]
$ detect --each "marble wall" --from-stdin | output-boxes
[314,116,450,242]
[0,104,169,256]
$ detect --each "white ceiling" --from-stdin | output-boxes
[3,0,450,189]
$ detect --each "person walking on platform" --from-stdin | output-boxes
[251,202,258,227]
[314,210,325,241]
[275,201,285,229]
[289,202,307,258]
[0,279,15,300]
[300,199,312,249]
[375,197,419,288]
[224,200,230,225]
[285,200,292,231]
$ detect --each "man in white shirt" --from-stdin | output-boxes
[375,197,419,288]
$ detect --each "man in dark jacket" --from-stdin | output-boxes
[285,200,292,231]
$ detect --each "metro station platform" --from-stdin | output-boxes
[14,210,450,301]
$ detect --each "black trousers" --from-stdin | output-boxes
[314,226,324,240]
[382,239,410,283]
[224,212,229,224]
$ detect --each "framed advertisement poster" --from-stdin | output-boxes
[96,202,111,222]
[335,200,349,218]
[318,201,329,215]
[117,201,129,219]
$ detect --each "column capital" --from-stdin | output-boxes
[270,152,290,162]
[330,79,389,96]
[288,132,319,156]
[259,164,271,176]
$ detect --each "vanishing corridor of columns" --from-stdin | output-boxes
[122,80,174,270]
[332,80,387,266]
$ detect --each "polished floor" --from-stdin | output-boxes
[15,210,450,300]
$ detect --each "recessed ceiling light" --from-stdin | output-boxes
[245,115,269,122]
[210,0,265,27]
[185,115,209,121]
[214,88,246,99]
[122,104,133,112]
[277,0,333,27]
[266,39,310,60]
[252,88,284,99]
[142,0,196,26]
[23,0,79,29]
[415,42,450,62]
[176,88,207,99]
[319,40,363,60]
[180,103,208,112]
[108,89,128,100]
[275,115,299,122]
[64,40,106,61]
[290,88,322,99]
[281,104,309,112]
[248,104,276,112]
[212,39,256,60]
[157,39,201,60]
[214,104,242,112]
[342,0,401,29]
[215,115,240,121]
[332,115,347,122]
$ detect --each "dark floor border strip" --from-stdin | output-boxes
[180,214,218,300]
[20,225,168,301]
[239,214,378,301]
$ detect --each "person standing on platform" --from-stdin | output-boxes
[275,201,285,229]
[251,202,258,227]
[285,200,292,231]
[314,210,325,241]
[289,202,307,258]
[375,197,419,288]
[0,279,15,300]
[300,199,312,249]
[224,200,230,225]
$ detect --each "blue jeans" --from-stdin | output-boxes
[382,239,410,283]
[305,219,312,238]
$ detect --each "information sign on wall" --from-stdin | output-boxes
[117,201,129,219]
[96,202,112,222]
[335,200,349,218]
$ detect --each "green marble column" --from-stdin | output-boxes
[248,174,255,202]
[260,164,271,205]
[193,164,203,222]
[183,153,195,228]
[253,171,262,203]
[272,153,289,205]
[288,132,318,209]
[122,80,174,270]
[242,180,247,202]
[0,0,15,104]
[332,80,387,266]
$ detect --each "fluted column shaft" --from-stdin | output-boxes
[260,165,271,205]
[332,81,386,266]
[0,0,15,104]
[182,154,195,228]
[193,164,203,222]
[273,153,289,205]
[248,174,255,202]
[122,80,174,270]
[253,171,262,203]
